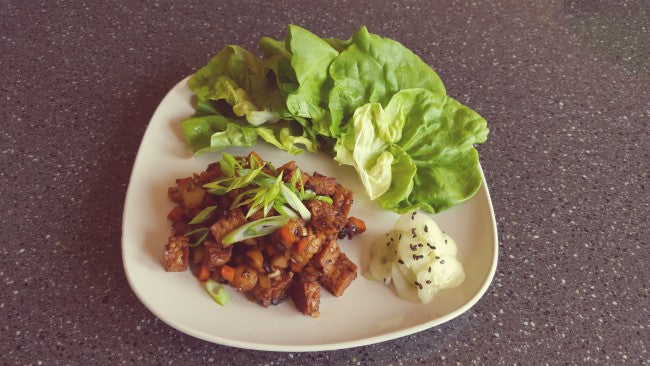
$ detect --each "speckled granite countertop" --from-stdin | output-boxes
[2,0,648,364]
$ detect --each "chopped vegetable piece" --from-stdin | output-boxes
[219,153,239,177]
[280,184,311,221]
[221,265,235,282]
[278,224,299,246]
[273,203,298,218]
[198,263,210,282]
[313,195,333,204]
[205,279,230,305]
[296,237,309,253]
[222,216,290,245]
[184,227,210,247]
[188,205,217,224]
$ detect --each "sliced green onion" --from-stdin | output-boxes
[227,166,263,192]
[273,203,298,218]
[219,153,238,178]
[266,161,277,174]
[205,279,230,305]
[207,187,227,195]
[312,195,333,204]
[255,177,276,189]
[248,153,263,168]
[280,184,311,221]
[262,173,283,217]
[222,216,290,245]
[203,177,235,189]
[301,190,316,200]
[184,227,210,247]
[289,169,305,197]
[188,205,217,224]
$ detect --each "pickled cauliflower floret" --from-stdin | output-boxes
[367,211,465,303]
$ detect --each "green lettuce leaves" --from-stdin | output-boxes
[327,26,446,135]
[334,89,488,213]
[189,45,289,125]
[182,115,318,155]
[181,25,488,214]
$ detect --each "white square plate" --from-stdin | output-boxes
[122,77,498,351]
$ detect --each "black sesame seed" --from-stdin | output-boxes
[399,234,402,240]
[435,256,440,259]
[414,281,423,289]
[424,225,428,233]
[418,243,423,247]
[386,242,390,246]
[410,244,418,251]
[412,254,418,260]
[413,211,417,216]
[425,280,431,284]
[445,239,448,244]
[440,260,445,264]
[397,259,404,264]
[428,266,432,273]
[427,243,435,249]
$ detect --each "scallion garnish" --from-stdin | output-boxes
[205,279,230,305]
[280,183,311,221]
[184,227,210,247]
[188,205,217,224]
[222,216,290,245]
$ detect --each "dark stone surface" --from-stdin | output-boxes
[1,0,647,364]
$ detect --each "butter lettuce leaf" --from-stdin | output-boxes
[334,103,396,199]
[284,25,340,136]
[335,88,488,214]
[327,26,446,135]
[182,115,318,156]
[182,25,488,213]
[188,45,289,125]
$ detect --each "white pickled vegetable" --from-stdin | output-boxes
[366,211,465,303]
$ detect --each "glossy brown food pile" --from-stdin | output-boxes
[163,152,366,317]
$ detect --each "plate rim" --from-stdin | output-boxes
[121,76,499,352]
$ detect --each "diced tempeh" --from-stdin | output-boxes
[163,236,189,272]
[210,208,247,242]
[312,238,340,276]
[291,271,320,317]
[305,172,337,196]
[202,241,232,270]
[320,253,357,297]
[291,229,325,271]
[277,161,309,189]
[251,271,294,307]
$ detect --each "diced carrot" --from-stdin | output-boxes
[296,237,309,253]
[221,265,235,282]
[197,263,210,282]
[290,262,303,273]
[278,224,298,246]
[167,206,184,221]
[349,217,367,234]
